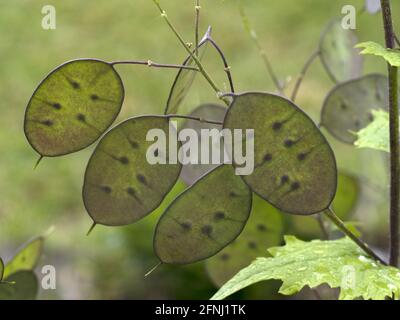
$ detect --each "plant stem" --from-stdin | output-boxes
[206,37,235,93]
[239,2,284,95]
[195,0,200,56]
[291,50,320,102]
[166,114,223,126]
[381,0,399,267]
[316,214,330,240]
[324,208,386,265]
[152,0,224,99]
[111,60,199,71]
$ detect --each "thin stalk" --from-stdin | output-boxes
[381,0,399,267]
[316,215,330,240]
[207,37,235,93]
[152,0,223,98]
[111,60,199,71]
[195,0,200,56]
[291,50,320,102]
[324,208,386,265]
[239,3,284,95]
[166,114,223,126]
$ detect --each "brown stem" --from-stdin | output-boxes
[291,50,320,102]
[381,0,399,267]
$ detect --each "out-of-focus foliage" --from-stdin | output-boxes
[355,109,389,152]
[211,236,400,300]
[357,42,400,67]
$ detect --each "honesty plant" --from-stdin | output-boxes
[21,0,400,300]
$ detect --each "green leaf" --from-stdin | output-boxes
[0,258,4,281]
[319,19,363,83]
[355,109,389,152]
[180,103,227,185]
[224,92,337,215]
[206,195,283,287]
[211,236,400,300]
[321,74,389,144]
[3,237,44,279]
[164,28,211,115]
[24,59,124,157]
[83,116,182,226]
[154,165,252,264]
[356,42,400,67]
[0,271,39,300]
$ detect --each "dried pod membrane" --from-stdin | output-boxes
[319,19,363,83]
[180,103,227,185]
[365,0,381,14]
[3,237,44,279]
[164,27,211,115]
[154,165,252,264]
[83,116,182,226]
[206,195,283,287]
[24,59,124,157]
[224,92,337,215]
[321,74,389,144]
[0,271,38,300]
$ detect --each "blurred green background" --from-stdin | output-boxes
[0,0,398,299]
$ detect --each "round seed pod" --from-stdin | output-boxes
[223,92,337,215]
[154,165,252,264]
[24,59,124,157]
[83,116,182,226]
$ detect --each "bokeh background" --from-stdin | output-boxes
[0,0,398,299]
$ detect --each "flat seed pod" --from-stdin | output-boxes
[287,171,360,239]
[321,74,389,144]
[1,271,39,300]
[3,237,44,279]
[206,195,283,287]
[154,165,252,264]
[223,92,337,215]
[319,19,363,83]
[83,116,182,226]
[24,59,124,157]
[164,28,211,115]
[180,103,227,185]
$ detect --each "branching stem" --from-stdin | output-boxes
[291,50,320,102]
[195,0,200,56]
[381,0,399,267]
[152,0,229,105]
[111,60,199,71]
[166,114,223,126]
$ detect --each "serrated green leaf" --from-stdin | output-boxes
[3,237,44,279]
[224,92,337,215]
[154,165,252,264]
[319,19,363,83]
[24,59,124,157]
[180,103,227,185]
[321,74,389,144]
[206,195,283,287]
[165,28,211,115]
[355,109,390,152]
[83,116,182,226]
[211,236,400,300]
[356,42,400,67]
[0,271,39,300]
